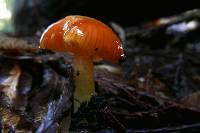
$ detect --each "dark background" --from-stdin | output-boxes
[12,0,200,35]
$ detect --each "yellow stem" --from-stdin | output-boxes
[73,53,95,112]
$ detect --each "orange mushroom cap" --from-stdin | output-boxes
[40,15,124,63]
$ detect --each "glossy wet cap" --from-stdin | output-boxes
[40,15,124,63]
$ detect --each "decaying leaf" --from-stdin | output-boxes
[181,91,200,110]
[0,36,37,52]
[1,65,21,102]
[0,36,73,132]
[0,107,20,131]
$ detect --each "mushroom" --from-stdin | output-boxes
[40,15,124,112]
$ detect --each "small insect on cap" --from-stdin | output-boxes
[40,15,124,63]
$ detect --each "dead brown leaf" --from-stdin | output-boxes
[1,65,21,101]
[181,91,200,110]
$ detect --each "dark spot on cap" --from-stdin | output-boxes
[95,48,98,51]
[76,71,80,76]
[118,55,126,64]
